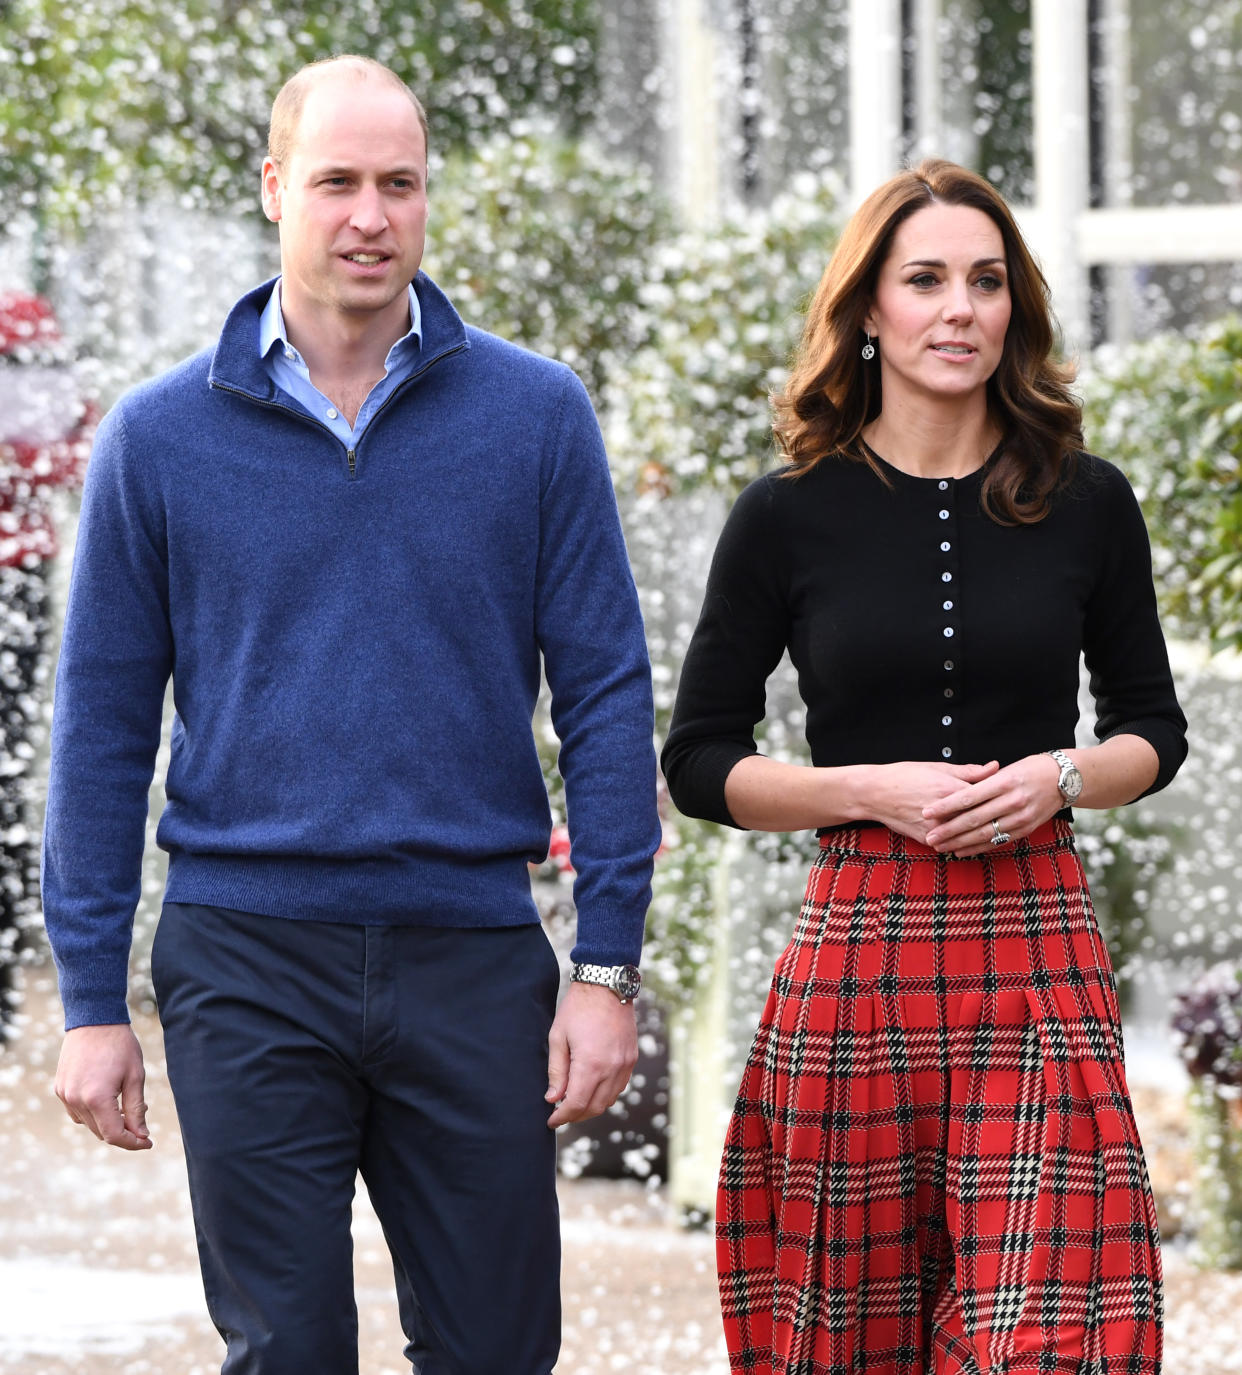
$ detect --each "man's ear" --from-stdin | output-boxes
[260,158,283,224]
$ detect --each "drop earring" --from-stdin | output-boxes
[861,332,876,361]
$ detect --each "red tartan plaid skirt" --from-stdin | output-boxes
[716,820,1162,1375]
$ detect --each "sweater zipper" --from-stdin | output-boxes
[350,342,468,478]
[337,340,469,480]
[213,340,468,482]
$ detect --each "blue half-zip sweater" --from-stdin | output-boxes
[42,274,661,1029]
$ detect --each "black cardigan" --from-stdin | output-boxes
[661,449,1188,829]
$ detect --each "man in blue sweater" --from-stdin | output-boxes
[43,55,660,1375]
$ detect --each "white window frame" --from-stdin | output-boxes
[854,0,1242,351]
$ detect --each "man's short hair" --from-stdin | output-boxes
[268,55,429,169]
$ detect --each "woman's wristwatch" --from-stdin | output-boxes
[1045,748,1084,803]
[570,962,642,1003]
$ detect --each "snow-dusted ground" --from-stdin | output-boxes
[0,1260,204,1359]
[2,967,1238,1375]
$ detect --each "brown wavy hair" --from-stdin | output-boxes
[774,159,1082,524]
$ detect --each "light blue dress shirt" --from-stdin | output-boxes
[258,280,423,447]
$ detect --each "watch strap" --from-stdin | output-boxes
[570,961,641,1003]
[1045,748,1082,802]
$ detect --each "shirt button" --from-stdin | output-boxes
[942,714,953,726]
[943,599,954,610]
[940,541,951,552]
[943,627,954,638]
[944,659,954,670]
[938,509,950,520]
[941,747,953,759]
[942,572,952,583]
[326,407,339,420]
[938,480,949,490]
[944,687,954,698]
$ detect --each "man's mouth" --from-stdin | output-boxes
[344,253,387,265]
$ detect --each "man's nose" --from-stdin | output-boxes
[349,185,388,236]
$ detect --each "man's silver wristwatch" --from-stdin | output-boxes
[1046,748,1084,804]
[570,962,642,1004]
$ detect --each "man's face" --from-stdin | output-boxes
[261,76,428,332]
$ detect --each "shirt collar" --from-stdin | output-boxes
[258,278,423,367]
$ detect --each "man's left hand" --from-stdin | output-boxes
[545,980,638,1128]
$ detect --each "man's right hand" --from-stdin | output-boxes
[55,1024,153,1151]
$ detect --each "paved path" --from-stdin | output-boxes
[2,969,1238,1374]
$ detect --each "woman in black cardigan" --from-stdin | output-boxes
[662,160,1185,1375]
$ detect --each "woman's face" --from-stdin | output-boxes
[863,201,1012,410]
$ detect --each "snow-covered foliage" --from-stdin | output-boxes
[1082,318,1242,652]
[1076,326,1242,994]
[0,0,598,226]
[603,169,840,498]
[428,125,673,406]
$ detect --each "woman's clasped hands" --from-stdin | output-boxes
[859,755,1065,856]
[919,754,1065,857]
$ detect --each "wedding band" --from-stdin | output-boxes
[989,819,1010,846]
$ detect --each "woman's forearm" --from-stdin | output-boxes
[920,733,1163,857]
[722,753,1003,837]
[722,754,871,832]
[1053,733,1160,810]
[721,735,1158,846]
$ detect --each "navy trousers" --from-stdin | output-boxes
[151,902,562,1375]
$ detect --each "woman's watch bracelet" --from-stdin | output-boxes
[1045,747,1084,803]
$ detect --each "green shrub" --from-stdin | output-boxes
[0,0,600,226]
[426,125,671,406]
[603,171,841,498]
[1082,317,1242,650]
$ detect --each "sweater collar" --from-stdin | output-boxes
[208,271,470,402]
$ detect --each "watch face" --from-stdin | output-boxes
[614,965,642,1000]
[1061,766,1084,802]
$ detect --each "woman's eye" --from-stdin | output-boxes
[909,273,939,288]
[976,274,1005,292]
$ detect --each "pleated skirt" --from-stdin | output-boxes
[716,820,1162,1375]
